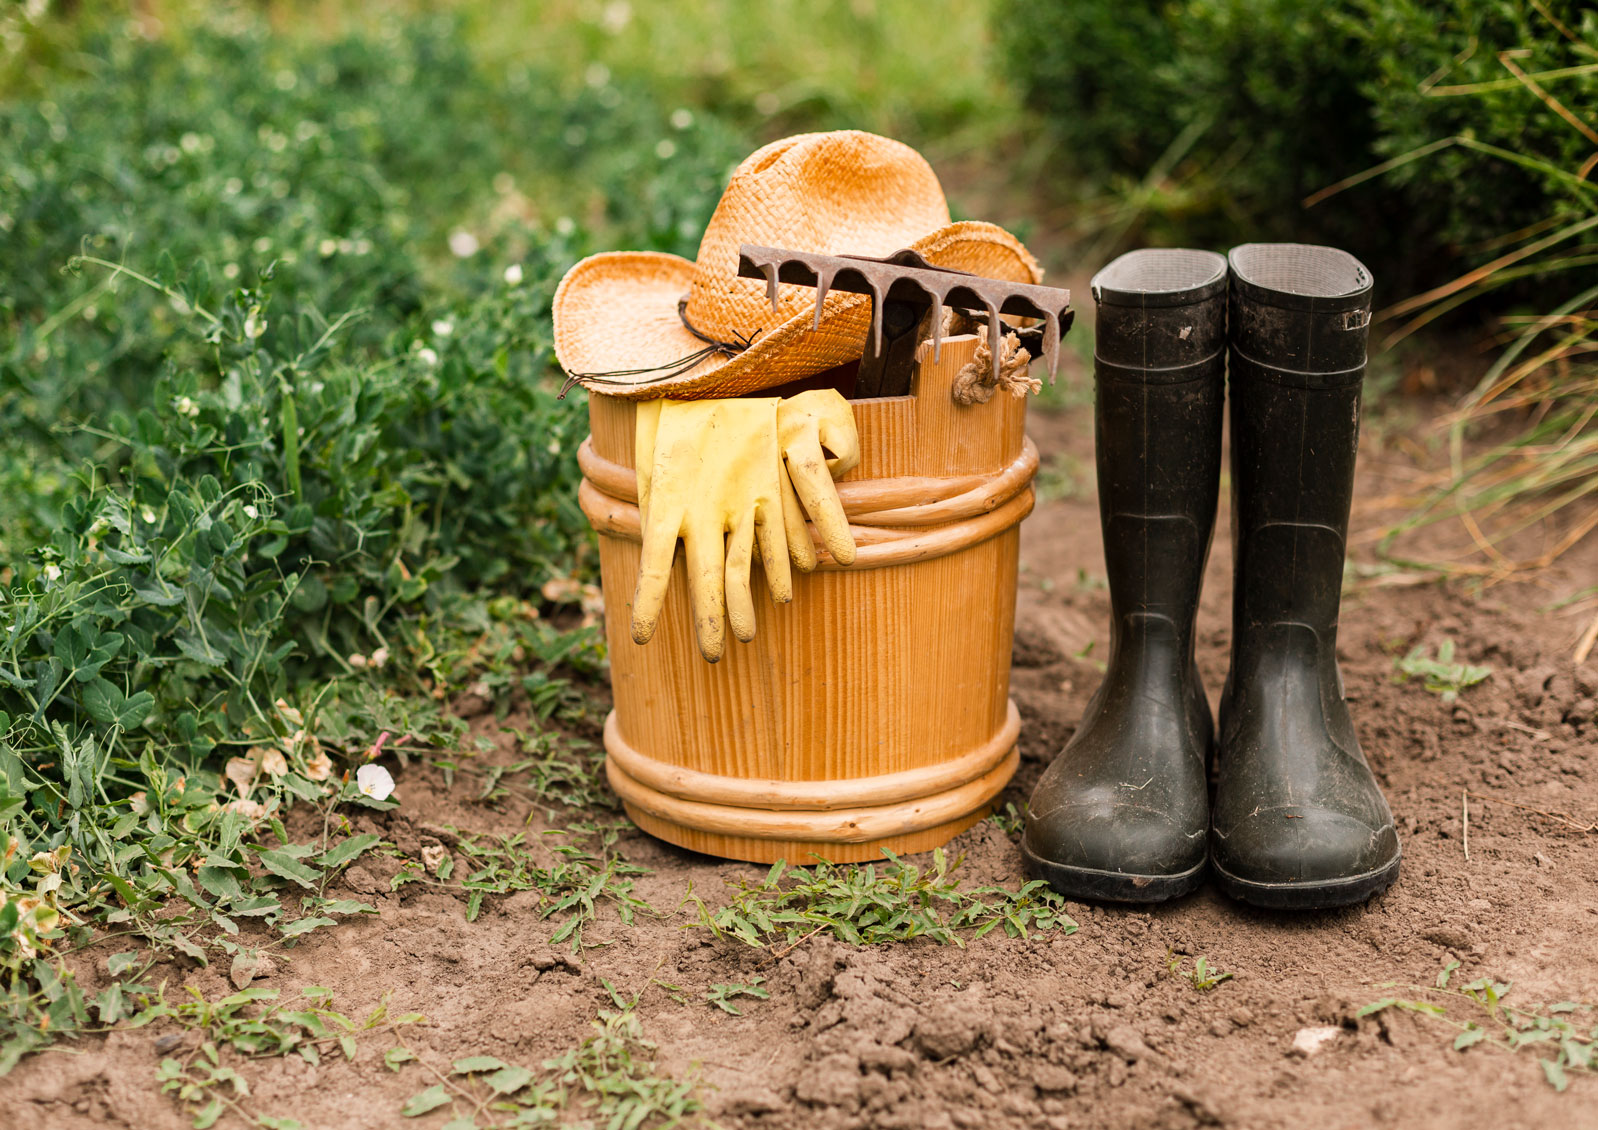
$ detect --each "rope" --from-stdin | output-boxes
[950,329,1040,406]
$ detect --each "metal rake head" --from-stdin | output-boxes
[738,244,1074,389]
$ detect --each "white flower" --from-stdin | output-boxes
[370,646,389,668]
[554,216,576,237]
[347,653,367,669]
[42,564,61,582]
[655,139,676,160]
[176,396,199,418]
[142,507,157,524]
[318,238,337,257]
[356,764,395,802]
[416,347,438,367]
[431,319,454,337]
[244,307,266,339]
[222,262,240,280]
[670,108,694,130]
[448,230,479,258]
[242,504,259,520]
[503,263,523,285]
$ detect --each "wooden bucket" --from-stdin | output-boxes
[576,335,1034,863]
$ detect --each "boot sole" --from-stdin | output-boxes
[1211,853,1401,910]
[1021,843,1206,904]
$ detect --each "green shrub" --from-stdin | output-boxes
[1352,0,1598,256]
[1000,0,1597,278]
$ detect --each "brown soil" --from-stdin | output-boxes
[7,395,1598,1130]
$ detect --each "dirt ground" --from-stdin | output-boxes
[7,384,1598,1130]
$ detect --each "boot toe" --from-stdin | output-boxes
[1212,803,1400,904]
[1025,797,1206,892]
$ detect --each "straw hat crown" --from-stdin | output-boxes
[553,130,1041,399]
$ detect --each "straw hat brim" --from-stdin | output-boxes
[553,221,1043,400]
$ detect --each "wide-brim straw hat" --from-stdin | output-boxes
[553,130,1043,399]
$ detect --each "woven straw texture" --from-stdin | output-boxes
[552,131,1042,399]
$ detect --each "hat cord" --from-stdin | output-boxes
[559,297,760,398]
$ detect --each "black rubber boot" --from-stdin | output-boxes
[1212,243,1401,910]
[1023,249,1227,902]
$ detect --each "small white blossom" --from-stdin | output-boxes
[244,308,266,339]
[142,507,157,524]
[416,346,438,367]
[370,646,389,668]
[242,504,259,520]
[348,653,367,668]
[503,263,523,285]
[670,108,694,130]
[655,139,677,160]
[318,238,337,257]
[176,396,199,418]
[42,564,61,582]
[554,216,576,237]
[448,230,479,258]
[222,262,240,280]
[356,763,395,802]
[252,236,272,254]
[431,319,454,337]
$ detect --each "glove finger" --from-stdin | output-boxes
[630,507,680,645]
[817,411,861,478]
[633,399,664,522]
[724,510,758,643]
[757,499,793,605]
[788,438,857,566]
[684,521,727,663]
[780,473,818,573]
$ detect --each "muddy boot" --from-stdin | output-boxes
[1211,243,1401,909]
[1023,249,1227,902]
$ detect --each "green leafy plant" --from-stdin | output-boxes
[143,983,423,1128]
[1167,951,1234,991]
[705,977,770,1016]
[392,990,705,1128]
[393,822,652,950]
[1360,963,1596,1092]
[1393,640,1493,702]
[685,848,1077,949]
[986,802,1025,836]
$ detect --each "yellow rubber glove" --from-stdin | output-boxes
[632,398,794,662]
[777,389,861,569]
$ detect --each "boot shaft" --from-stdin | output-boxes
[1226,244,1373,639]
[1090,250,1227,659]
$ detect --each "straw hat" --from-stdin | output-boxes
[553,130,1043,399]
